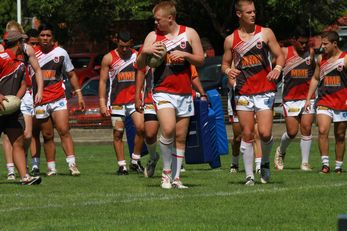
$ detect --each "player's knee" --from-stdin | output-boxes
[159,135,174,145]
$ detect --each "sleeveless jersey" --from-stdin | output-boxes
[282,46,316,102]
[143,67,154,104]
[107,49,137,106]
[35,45,74,104]
[0,49,26,96]
[152,25,193,95]
[232,25,275,96]
[316,52,347,111]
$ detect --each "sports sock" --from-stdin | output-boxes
[335,161,343,170]
[279,132,292,155]
[118,160,126,167]
[66,155,76,167]
[172,148,185,180]
[159,136,174,171]
[47,161,56,170]
[261,137,273,164]
[131,153,141,164]
[321,156,329,166]
[145,141,158,160]
[6,163,15,174]
[32,157,40,169]
[231,155,239,166]
[300,135,312,164]
[240,140,254,179]
[255,157,261,170]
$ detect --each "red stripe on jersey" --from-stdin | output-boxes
[40,80,65,105]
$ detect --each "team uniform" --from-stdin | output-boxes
[316,52,347,122]
[232,25,276,111]
[227,86,239,123]
[142,66,157,121]
[34,45,72,118]
[0,49,26,134]
[282,46,316,116]
[106,49,138,126]
[152,25,194,117]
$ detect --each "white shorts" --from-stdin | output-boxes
[111,104,136,117]
[283,99,315,117]
[153,92,194,117]
[35,98,67,119]
[235,92,275,112]
[227,91,239,123]
[20,90,34,116]
[144,103,156,115]
[316,106,347,122]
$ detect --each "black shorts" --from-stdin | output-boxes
[0,110,25,137]
[144,113,158,122]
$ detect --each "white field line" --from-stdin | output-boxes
[1,181,347,213]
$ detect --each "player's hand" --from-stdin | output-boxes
[304,100,311,112]
[77,94,85,111]
[200,94,208,101]
[100,105,110,117]
[267,68,281,81]
[135,97,144,113]
[226,67,241,80]
[0,94,7,111]
[144,42,166,58]
[169,50,186,62]
[34,91,43,105]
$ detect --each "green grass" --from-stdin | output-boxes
[0,140,346,231]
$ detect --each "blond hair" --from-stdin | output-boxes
[152,1,177,19]
[6,20,25,33]
[235,0,254,11]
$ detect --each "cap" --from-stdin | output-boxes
[3,31,28,43]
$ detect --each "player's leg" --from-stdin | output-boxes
[299,113,314,170]
[334,121,346,173]
[30,117,41,176]
[2,135,15,180]
[254,123,262,174]
[129,110,145,173]
[230,121,241,173]
[111,115,127,175]
[275,116,299,170]
[317,114,332,173]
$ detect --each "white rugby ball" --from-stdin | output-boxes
[146,42,167,68]
[0,95,21,116]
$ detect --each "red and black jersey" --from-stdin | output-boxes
[152,25,193,95]
[317,52,347,111]
[107,49,137,106]
[232,25,274,96]
[143,67,154,104]
[282,46,316,102]
[35,45,74,104]
[0,49,25,96]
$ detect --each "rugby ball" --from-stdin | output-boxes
[146,42,167,68]
[0,95,21,116]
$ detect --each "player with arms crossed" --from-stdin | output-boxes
[222,0,284,185]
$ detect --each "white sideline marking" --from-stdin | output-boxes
[1,182,347,212]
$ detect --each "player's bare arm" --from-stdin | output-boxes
[222,34,240,87]
[99,53,111,116]
[170,27,204,66]
[17,79,27,99]
[68,70,85,111]
[264,28,285,81]
[135,69,146,112]
[136,32,164,69]
[304,55,321,111]
[26,45,43,104]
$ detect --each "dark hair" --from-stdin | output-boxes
[38,23,54,34]
[26,28,39,38]
[321,31,339,43]
[117,30,132,42]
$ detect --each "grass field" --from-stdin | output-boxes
[0,139,346,231]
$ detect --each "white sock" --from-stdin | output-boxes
[321,156,329,166]
[231,155,239,166]
[32,157,40,169]
[255,157,261,169]
[280,132,292,155]
[261,137,273,164]
[66,155,76,167]
[47,161,56,170]
[118,160,126,167]
[240,140,254,179]
[300,135,312,164]
[6,163,15,174]
[336,161,343,170]
[172,148,185,180]
[145,141,158,160]
[159,136,174,171]
[131,153,141,164]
